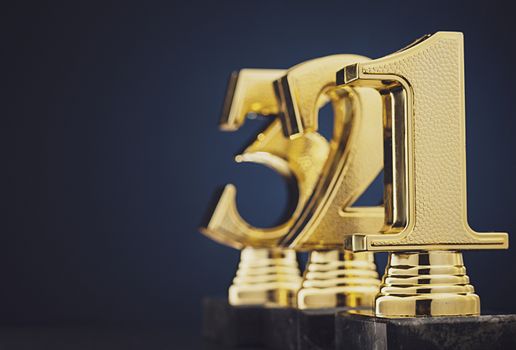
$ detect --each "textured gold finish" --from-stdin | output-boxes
[276,55,385,251]
[297,250,380,310]
[376,251,479,317]
[229,247,301,307]
[200,69,329,249]
[337,32,508,252]
[273,55,385,309]
[333,32,509,317]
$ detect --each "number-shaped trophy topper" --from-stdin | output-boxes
[200,69,329,249]
[333,31,508,251]
[276,55,385,250]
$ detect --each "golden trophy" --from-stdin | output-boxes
[200,68,329,347]
[335,31,507,317]
[279,31,514,350]
[201,68,329,307]
[275,55,384,311]
[201,32,516,350]
[270,55,387,350]
[202,56,388,349]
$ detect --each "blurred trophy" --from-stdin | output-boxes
[201,55,388,349]
[200,68,329,347]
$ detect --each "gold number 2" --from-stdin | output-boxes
[277,55,385,250]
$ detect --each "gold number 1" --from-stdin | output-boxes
[338,32,507,252]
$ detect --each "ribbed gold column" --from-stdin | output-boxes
[375,251,480,317]
[297,250,380,310]
[228,247,302,307]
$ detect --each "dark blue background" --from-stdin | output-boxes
[2,0,515,330]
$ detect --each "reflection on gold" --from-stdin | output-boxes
[297,250,380,310]
[336,32,508,317]
[229,247,301,307]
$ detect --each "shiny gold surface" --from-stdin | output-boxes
[202,32,509,315]
[333,31,509,317]
[337,32,508,252]
[201,59,385,307]
[200,69,329,249]
[276,55,385,250]
[274,55,385,309]
[219,69,283,131]
[297,250,380,310]
[375,251,479,317]
[201,69,313,305]
[228,247,301,307]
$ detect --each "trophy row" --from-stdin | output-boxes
[200,31,512,349]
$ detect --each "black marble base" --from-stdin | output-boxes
[265,307,298,350]
[202,297,266,348]
[335,312,516,350]
[264,307,352,350]
[297,309,340,350]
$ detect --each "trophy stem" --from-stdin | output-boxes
[297,249,380,310]
[375,251,480,317]
[228,247,302,307]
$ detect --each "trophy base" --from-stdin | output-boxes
[202,297,266,348]
[335,312,516,350]
[229,247,302,307]
[297,308,340,350]
[264,307,298,350]
[203,298,356,350]
[266,307,371,350]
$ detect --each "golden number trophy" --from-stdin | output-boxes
[200,68,328,347]
[332,31,514,349]
[271,55,385,350]
[201,32,516,350]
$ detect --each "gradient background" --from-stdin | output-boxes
[2,0,515,333]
